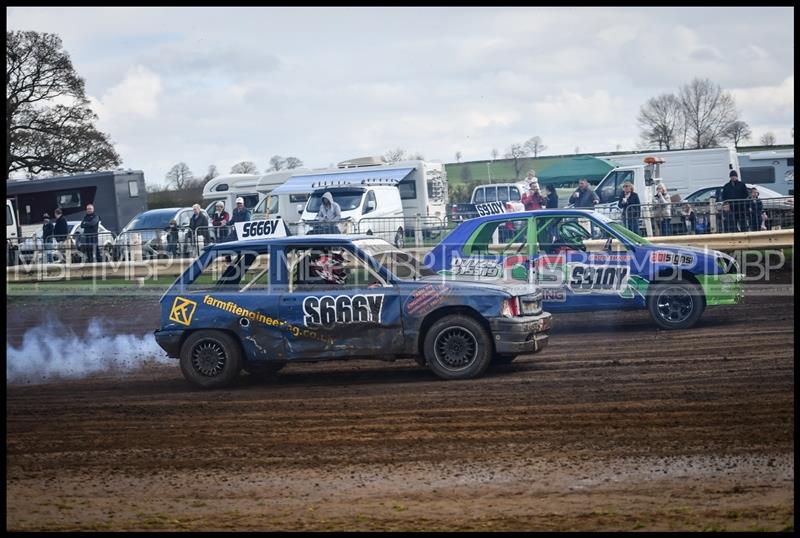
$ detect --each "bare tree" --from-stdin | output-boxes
[285,156,303,169]
[637,93,684,150]
[455,151,462,163]
[6,30,121,179]
[203,164,219,184]
[230,161,258,174]
[409,152,425,160]
[723,121,752,148]
[504,143,530,180]
[267,155,285,172]
[165,162,194,190]
[759,132,776,146]
[524,136,547,158]
[383,148,407,163]
[491,148,499,160]
[678,78,738,149]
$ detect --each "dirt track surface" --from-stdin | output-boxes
[6,274,795,531]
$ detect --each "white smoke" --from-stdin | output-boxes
[7,317,171,385]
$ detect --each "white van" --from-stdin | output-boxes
[300,183,406,247]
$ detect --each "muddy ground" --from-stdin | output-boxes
[6,270,795,531]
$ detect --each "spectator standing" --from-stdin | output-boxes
[80,203,100,262]
[652,183,672,236]
[41,213,55,263]
[53,208,68,242]
[680,204,697,235]
[543,184,559,209]
[317,192,342,234]
[165,219,180,257]
[225,197,252,241]
[522,183,545,210]
[617,181,641,233]
[189,204,210,250]
[210,201,230,242]
[721,170,749,232]
[748,187,768,231]
[569,178,599,208]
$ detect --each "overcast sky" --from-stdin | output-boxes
[7,6,795,188]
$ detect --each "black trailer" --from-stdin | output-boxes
[6,170,147,234]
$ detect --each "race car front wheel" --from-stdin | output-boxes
[180,330,243,389]
[424,315,492,380]
[647,280,705,330]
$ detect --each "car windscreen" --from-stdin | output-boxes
[121,212,175,232]
[306,190,365,212]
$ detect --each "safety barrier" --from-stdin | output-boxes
[620,196,793,237]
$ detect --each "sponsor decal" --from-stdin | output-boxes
[405,284,448,315]
[169,296,197,326]
[451,257,501,278]
[567,263,630,294]
[650,251,695,265]
[303,294,384,328]
[541,288,567,302]
[235,218,288,240]
[202,295,333,345]
[588,253,631,262]
[474,202,508,216]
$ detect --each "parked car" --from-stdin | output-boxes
[114,207,209,260]
[18,220,115,263]
[424,209,744,330]
[682,184,794,230]
[155,233,552,389]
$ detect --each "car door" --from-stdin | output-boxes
[530,214,640,312]
[277,244,403,359]
[445,216,532,282]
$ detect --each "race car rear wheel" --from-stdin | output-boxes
[180,330,243,389]
[424,315,492,380]
[647,280,705,330]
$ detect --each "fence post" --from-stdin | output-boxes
[709,199,717,233]
[415,214,422,248]
[131,233,142,262]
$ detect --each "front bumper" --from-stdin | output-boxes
[154,329,184,358]
[489,313,552,355]
[697,273,745,306]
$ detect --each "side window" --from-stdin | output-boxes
[497,186,510,202]
[485,186,497,202]
[178,211,192,227]
[57,190,82,209]
[509,187,521,202]
[596,172,619,204]
[7,205,13,226]
[243,194,260,209]
[238,254,271,291]
[473,187,485,203]
[363,190,377,213]
[187,250,269,291]
[289,246,384,291]
[535,216,611,254]
[465,218,529,255]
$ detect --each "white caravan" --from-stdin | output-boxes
[202,170,309,215]
[737,149,794,196]
[255,156,448,230]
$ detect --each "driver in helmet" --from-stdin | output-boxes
[307,249,348,285]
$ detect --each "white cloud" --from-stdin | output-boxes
[89,65,162,125]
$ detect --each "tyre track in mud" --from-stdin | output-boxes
[6,283,795,531]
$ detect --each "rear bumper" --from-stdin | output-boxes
[489,313,552,355]
[154,329,184,358]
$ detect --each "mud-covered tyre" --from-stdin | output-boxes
[492,354,517,365]
[180,330,243,389]
[243,362,286,376]
[424,315,492,380]
[647,280,705,330]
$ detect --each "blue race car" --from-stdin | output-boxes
[155,229,551,389]
[424,209,744,330]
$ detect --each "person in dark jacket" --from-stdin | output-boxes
[53,208,68,242]
[165,219,180,257]
[80,203,100,262]
[617,181,641,233]
[721,170,749,232]
[747,187,767,231]
[189,204,210,248]
[543,184,559,209]
[569,178,599,208]
[225,197,252,240]
[41,213,55,263]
